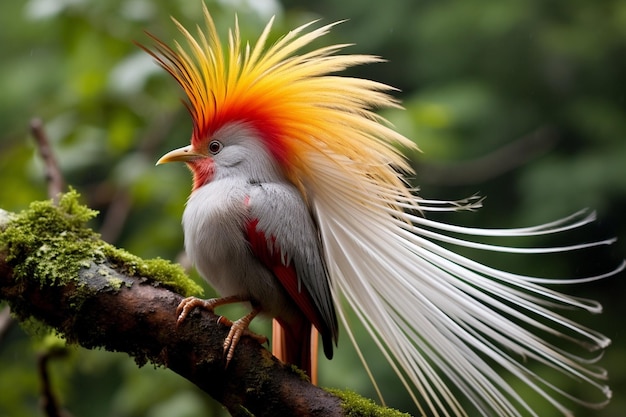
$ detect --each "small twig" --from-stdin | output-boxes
[0,305,13,345]
[38,348,73,417]
[29,119,70,416]
[30,118,65,202]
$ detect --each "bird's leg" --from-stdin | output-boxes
[175,296,268,365]
[220,307,268,365]
[175,295,243,326]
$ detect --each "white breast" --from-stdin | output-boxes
[183,177,250,294]
[182,176,295,318]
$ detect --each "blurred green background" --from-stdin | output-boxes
[1,0,624,416]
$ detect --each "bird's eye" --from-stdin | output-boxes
[208,140,223,155]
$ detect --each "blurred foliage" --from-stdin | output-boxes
[1,0,624,416]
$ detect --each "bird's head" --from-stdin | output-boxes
[145,4,416,201]
[157,121,284,189]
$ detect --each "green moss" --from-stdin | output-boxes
[0,190,202,308]
[36,332,67,351]
[326,388,412,417]
[18,315,63,340]
[101,244,202,297]
[288,363,311,381]
[1,189,99,287]
[106,277,126,291]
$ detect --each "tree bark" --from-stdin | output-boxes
[0,206,404,417]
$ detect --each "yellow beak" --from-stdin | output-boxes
[156,145,205,165]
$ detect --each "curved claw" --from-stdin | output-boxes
[175,295,243,327]
[221,308,268,366]
[176,297,211,326]
[174,297,267,365]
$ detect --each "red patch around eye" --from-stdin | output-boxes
[190,158,215,190]
[194,100,291,169]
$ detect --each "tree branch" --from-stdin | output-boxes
[0,199,407,417]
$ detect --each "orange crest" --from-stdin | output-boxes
[142,5,415,196]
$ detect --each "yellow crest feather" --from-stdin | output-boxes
[143,4,417,205]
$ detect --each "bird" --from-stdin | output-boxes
[144,5,623,416]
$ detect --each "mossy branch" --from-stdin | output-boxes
[0,192,409,417]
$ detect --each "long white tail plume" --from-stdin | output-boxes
[309,152,622,417]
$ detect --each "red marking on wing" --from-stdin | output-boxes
[244,218,325,335]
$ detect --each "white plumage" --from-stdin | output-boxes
[309,150,621,416]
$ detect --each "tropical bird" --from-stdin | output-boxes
[146,5,623,417]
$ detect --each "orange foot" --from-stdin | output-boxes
[175,296,268,365]
[217,309,268,364]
